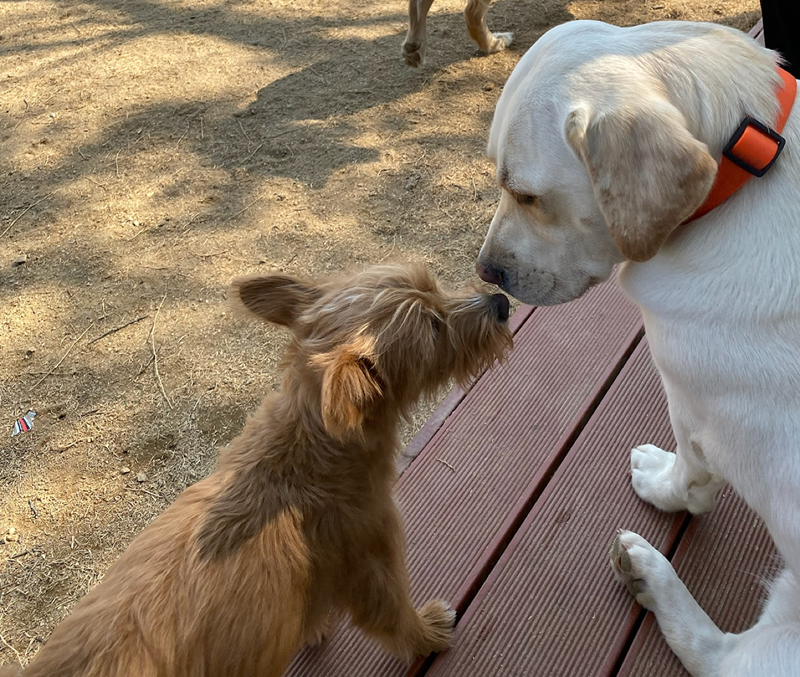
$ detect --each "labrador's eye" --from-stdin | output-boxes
[516,194,539,207]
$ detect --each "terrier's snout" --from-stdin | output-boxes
[476,261,505,287]
[490,293,510,322]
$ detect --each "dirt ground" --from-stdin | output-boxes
[0,0,758,664]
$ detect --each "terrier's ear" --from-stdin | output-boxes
[565,99,717,262]
[229,274,323,328]
[315,340,383,440]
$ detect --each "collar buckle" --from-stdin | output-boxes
[722,116,786,178]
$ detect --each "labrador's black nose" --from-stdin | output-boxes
[476,261,504,286]
[490,293,510,322]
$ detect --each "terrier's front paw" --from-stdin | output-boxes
[610,530,677,611]
[418,599,456,653]
[305,612,336,647]
[483,31,513,53]
[402,39,426,67]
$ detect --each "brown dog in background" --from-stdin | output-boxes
[1,263,511,677]
[402,0,513,67]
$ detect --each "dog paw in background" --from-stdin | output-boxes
[483,31,513,53]
[402,38,426,68]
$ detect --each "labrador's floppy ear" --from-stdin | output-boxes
[565,99,718,262]
[313,338,384,440]
[229,274,324,328]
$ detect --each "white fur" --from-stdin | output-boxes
[480,20,800,676]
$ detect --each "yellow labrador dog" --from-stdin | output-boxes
[477,20,800,677]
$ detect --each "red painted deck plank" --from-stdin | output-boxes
[285,280,641,677]
[426,340,685,677]
[396,304,535,474]
[617,492,777,677]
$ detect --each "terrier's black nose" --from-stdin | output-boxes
[490,293,510,322]
[476,261,503,286]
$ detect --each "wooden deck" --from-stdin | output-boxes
[284,278,776,677]
[284,20,774,677]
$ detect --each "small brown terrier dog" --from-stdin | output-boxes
[2,263,511,677]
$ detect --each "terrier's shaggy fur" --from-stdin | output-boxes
[2,263,511,677]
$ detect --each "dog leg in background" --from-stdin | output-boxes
[402,0,435,67]
[347,509,455,662]
[463,0,512,55]
[630,437,724,515]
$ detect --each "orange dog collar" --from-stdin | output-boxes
[685,66,797,223]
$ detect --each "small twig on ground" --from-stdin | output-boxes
[308,66,325,83]
[133,347,159,378]
[435,457,456,472]
[125,486,161,499]
[114,148,122,178]
[1,192,55,238]
[174,121,190,150]
[12,99,30,131]
[236,118,252,150]
[227,194,264,221]
[86,176,108,192]
[126,224,147,240]
[30,324,92,390]
[57,437,93,453]
[28,499,38,518]
[149,295,172,408]
[379,231,397,262]
[191,382,217,412]
[193,250,227,259]
[0,633,22,665]
[88,315,149,345]
[264,126,304,141]
[243,143,263,162]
